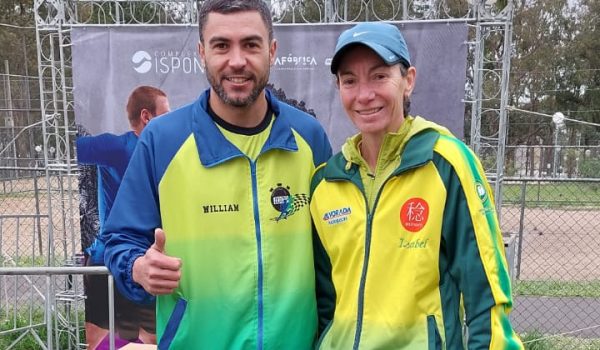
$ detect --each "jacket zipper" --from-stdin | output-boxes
[250,160,264,350]
[352,176,392,350]
[352,208,372,350]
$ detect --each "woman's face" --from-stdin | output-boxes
[337,45,416,139]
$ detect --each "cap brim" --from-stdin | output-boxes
[330,41,404,74]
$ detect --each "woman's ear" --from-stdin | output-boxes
[404,66,417,97]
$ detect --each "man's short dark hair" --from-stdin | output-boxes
[126,86,167,126]
[197,0,274,43]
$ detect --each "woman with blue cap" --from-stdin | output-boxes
[309,22,524,349]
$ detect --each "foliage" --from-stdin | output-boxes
[0,309,84,350]
[520,330,600,350]
[579,158,600,178]
[509,0,599,152]
[520,330,555,350]
[502,181,600,207]
[514,280,600,298]
[0,0,36,76]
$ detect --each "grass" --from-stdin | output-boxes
[0,255,55,267]
[0,192,37,199]
[0,309,85,350]
[520,330,600,350]
[502,182,600,208]
[514,280,600,298]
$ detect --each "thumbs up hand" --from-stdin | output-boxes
[132,228,182,295]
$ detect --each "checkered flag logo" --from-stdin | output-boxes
[272,193,310,222]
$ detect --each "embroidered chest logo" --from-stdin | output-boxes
[400,198,429,232]
[322,207,352,225]
[475,181,488,203]
[270,183,309,222]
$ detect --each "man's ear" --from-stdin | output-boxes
[198,41,206,67]
[140,108,152,126]
[269,39,277,66]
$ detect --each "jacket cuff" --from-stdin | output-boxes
[125,252,155,305]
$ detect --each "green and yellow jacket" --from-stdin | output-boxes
[309,117,523,350]
[102,89,332,349]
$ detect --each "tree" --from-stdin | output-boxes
[571,0,600,145]
[0,0,36,76]
[0,1,38,165]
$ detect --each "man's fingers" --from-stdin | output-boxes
[146,250,182,271]
[146,281,179,296]
[149,287,179,296]
[147,267,181,282]
[144,272,180,295]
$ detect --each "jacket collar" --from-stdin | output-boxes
[393,129,439,175]
[191,89,298,167]
[323,128,440,186]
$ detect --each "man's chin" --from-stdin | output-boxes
[224,90,263,107]
[224,96,254,108]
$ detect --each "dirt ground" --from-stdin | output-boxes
[1,177,600,281]
[0,177,80,265]
[501,206,600,280]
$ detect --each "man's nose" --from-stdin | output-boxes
[229,47,247,69]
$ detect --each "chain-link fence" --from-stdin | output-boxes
[0,168,85,349]
[0,72,44,181]
[501,177,600,348]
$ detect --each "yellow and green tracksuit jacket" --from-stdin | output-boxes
[102,89,332,349]
[309,118,523,350]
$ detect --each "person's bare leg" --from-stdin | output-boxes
[85,322,109,350]
[139,327,157,344]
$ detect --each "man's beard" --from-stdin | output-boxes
[207,70,269,108]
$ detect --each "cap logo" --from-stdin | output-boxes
[352,31,369,38]
[388,54,397,60]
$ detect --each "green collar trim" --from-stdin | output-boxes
[393,129,440,175]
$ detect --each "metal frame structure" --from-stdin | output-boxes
[3,0,513,349]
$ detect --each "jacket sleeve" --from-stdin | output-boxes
[76,133,124,167]
[310,166,336,335]
[436,147,524,350]
[312,224,335,335]
[100,135,161,305]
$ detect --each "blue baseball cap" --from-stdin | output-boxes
[330,22,411,74]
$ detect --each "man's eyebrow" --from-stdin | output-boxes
[208,35,264,45]
[208,36,230,45]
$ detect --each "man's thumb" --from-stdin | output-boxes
[153,228,166,252]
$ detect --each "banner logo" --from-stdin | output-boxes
[132,50,152,73]
[400,198,429,232]
[132,49,204,75]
